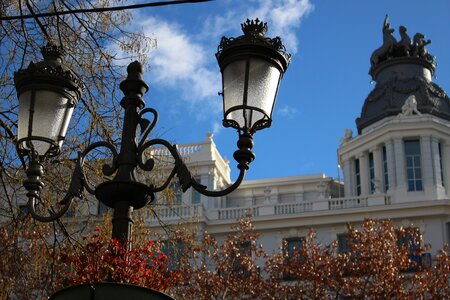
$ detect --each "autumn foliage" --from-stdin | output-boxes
[58,228,180,291]
[1,216,449,299]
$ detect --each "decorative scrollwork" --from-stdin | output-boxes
[80,141,119,195]
[137,138,189,193]
[27,152,84,222]
[138,108,158,149]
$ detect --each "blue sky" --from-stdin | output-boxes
[128,0,450,181]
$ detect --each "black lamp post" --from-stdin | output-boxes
[14,19,290,247]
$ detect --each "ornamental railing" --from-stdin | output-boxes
[144,194,391,223]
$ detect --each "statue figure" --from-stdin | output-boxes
[395,25,412,57]
[412,33,435,64]
[369,17,436,69]
[370,15,397,66]
[398,95,422,117]
[340,129,353,144]
[412,33,430,56]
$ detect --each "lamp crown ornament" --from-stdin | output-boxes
[217,18,291,66]
[41,43,66,61]
[14,44,83,96]
[241,18,268,36]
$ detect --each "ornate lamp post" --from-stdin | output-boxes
[14,19,290,247]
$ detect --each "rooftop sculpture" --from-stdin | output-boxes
[370,15,435,74]
[356,16,450,133]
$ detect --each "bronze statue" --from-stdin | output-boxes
[370,15,397,66]
[370,16,435,67]
[396,25,412,56]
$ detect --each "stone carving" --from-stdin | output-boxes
[370,15,397,66]
[340,129,353,144]
[372,178,382,194]
[206,131,214,141]
[398,95,422,117]
[317,181,329,199]
[370,16,435,67]
[264,187,271,203]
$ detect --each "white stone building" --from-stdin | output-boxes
[14,21,450,264]
[141,21,450,260]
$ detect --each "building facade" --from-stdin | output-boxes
[143,19,450,259]
[23,19,450,262]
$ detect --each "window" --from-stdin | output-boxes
[446,222,450,244]
[162,240,184,271]
[355,159,361,196]
[405,140,422,191]
[191,177,201,204]
[337,233,350,253]
[283,237,304,280]
[397,228,421,271]
[383,146,389,191]
[171,182,183,204]
[337,233,362,277]
[369,152,375,193]
[285,238,304,259]
[233,241,251,278]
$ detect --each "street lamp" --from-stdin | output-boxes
[14,19,290,246]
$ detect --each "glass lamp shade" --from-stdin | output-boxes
[216,19,291,134]
[222,57,282,131]
[17,90,75,157]
[14,44,82,158]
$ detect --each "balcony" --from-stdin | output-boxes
[146,194,391,225]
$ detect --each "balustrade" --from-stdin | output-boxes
[144,195,390,224]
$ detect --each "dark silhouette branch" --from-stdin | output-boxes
[1,0,212,20]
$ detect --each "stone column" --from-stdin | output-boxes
[420,136,434,189]
[393,138,406,191]
[431,137,446,198]
[200,174,209,207]
[372,146,383,194]
[343,159,352,197]
[443,142,450,194]
[431,137,443,187]
[385,139,396,190]
[359,153,370,195]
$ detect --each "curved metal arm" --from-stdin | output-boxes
[80,141,119,195]
[28,195,74,222]
[137,138,183,192]
[190,168,246,197]
[138,133,255,197]
[187,133,254,196]
[138,108,158,150]
[26,153,85,222]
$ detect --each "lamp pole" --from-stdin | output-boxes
[14,19,290,249]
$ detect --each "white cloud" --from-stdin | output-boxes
[212,121,222,135]
[124,0,312,131]
[202,0,314,54]
[277,104,298,118]
[141,17,221,109]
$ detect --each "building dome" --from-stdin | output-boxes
[356,16,450,133]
